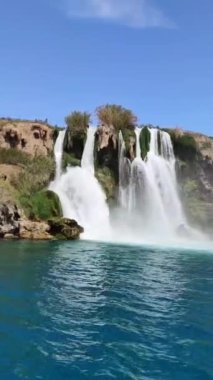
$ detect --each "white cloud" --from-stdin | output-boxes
[62,0,174,28]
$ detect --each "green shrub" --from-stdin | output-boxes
[65,111,91,131]
[95,167,117,202]
[122,128,136,159]
[64,111,90,157]
[140,127,151,160]
[0,148,31,165]
[62,152,81,169]
[11,155,55,196]
[20,190,62,221]
[157,130,161,155]
[96,104,137,131]
[169,133,199,161]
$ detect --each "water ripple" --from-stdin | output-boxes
[0,240,213,379]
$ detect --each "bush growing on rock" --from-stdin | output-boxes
[11,155,55,197]
[96,104,137,131]
[65,111,91,132]
[0,147,31,166]
[165,130,199,161]
[140,127,151,160]
[19,190,62,221]
[95,167,117,202]
[64,111,91,158]
[121,128,136,161]
[62,152,81,169]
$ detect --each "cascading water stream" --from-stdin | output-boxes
[146,128,185,230]
[81,127,97,174]
[54,129,66,180]
[50,125,204,244]
[135,127,142,159]
[118,131,131,209]
[50,127,111,240]
[118,127,187,240]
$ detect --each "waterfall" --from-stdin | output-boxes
[54,130,66,180]
[81,127,97,174]
[118,131,131,209]
[135,127,142,158]
[51,125,203,244]
[146,128,185,232]
[50,127,110,240]
[118,127,186,240]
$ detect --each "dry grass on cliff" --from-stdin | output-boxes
[10,155,55,197]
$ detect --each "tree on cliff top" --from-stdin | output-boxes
[65,111,91,133]
[64,111,91,158]
[96,104,137,131]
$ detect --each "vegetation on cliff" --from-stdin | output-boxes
[164,129,199,161]
[0,147,31,166]
[19,190,62,221]
[0,117,60,129]
[11,155,55,196]
[95,167,117,203]
[139,126,151,160]
[62,152,81,169]
[63,111,90,159]
[0,120,61,226]
[94,105,137,184]
[0,118,81,240]
[96,104,137,131]
[0,112,213,235]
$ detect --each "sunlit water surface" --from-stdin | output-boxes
[0,240,213,380]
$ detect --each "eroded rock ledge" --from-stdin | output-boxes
[0,119,56,156]
[0,203,83,240]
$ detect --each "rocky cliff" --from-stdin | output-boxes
[63,123,213,232]
[169,129,213,232]
[0,118,57,156]
[0,203,83,240]
[0,119,83,240]
[0,117,212,237]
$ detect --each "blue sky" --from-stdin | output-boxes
[0,0,213,135]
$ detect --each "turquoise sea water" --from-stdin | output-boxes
[0,240,213,380]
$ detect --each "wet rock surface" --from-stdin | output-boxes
[0,203,20,238]
[0,203,83,240]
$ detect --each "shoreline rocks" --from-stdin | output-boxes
[0,203,83,241]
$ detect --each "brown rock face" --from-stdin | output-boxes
[193,133,213,162]
[0,164,23,182]
[0,203,83,240]
[128,136,136,162]
[95,124,118,177]
[96,124,117,150]
[19,220,52,240]
[19,218,83,240]
[48,218,84,240]
[0,203,20,238]
[0,120,55,156]
[169,129,213,232]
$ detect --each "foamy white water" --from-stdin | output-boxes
[81,127,97,174]
[54,130,66,180]
[135,127,142,159]
[50,127,111,240]
[118,131,131,209]
[50,126,208,246]
[117,127,187,240]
